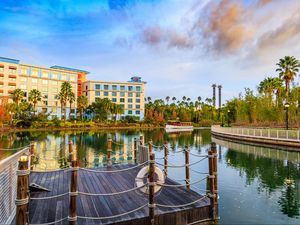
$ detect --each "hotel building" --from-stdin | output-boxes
[0,56,145,120]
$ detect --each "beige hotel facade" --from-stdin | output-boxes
[0,56,146,120]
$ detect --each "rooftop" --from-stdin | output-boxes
[50,65,89,74]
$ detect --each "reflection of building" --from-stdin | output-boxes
[0,56,146,120]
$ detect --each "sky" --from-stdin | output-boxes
[1,0,300,103]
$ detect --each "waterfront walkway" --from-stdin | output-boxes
[211,126,300,148]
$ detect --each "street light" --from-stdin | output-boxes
[284,102,290,130]
[227,109,230,126]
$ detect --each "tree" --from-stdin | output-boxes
[172,96,176,103]
[58,81,74,125]
[29,89,42,113]
[11,88,24,106]
[276,56,300,100]
[68,92,75,118]
[165,96,170,104]
[77,95,88,120]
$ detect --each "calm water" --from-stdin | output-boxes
[1,129,300,224]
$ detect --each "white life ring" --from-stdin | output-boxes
[135,165,165,194]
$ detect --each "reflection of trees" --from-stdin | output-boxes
[225,149,300,218]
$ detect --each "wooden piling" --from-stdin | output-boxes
[134,138,137,164]
[69,160,78,225]
[16,154,29,225]
[140,135,144,146]
[107,138,112,166]
[30,141,35,170]
[148,153,155,225]
[163,141,168,177]
[208,148,216,221]
[211,142,218,204]
[148,140,153,156]
[68,140,73,162]
[185,145,190,189]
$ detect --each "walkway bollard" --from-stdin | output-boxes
[148,153,155,225]
[163,141,168,177]
[69,159,78,225]
[15,154,30,225]
[107,138,112,166]
[30,141,35,170]
[68,140,73,162]
[208,147,216,221]
[185,145,190,189]
[134,138,137,164]
[140,135,144,146]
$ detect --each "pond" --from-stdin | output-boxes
[0,129,300,224]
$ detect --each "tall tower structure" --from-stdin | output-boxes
[212,84,216,107]
[218,85,222,109]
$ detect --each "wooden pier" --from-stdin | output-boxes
[4,138,219,225]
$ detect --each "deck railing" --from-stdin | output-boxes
[212,126,300,142]
[0,146,30,225]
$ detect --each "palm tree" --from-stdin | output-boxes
[11,88,24,106]
[172,97,176,103]
[182,96,186,101]
[77,95,88,120]
[197,96,202,102]
[165,96,170,104]
[276,56,300,100]
[68,92,75,118]
[147,96,152,102]
[28,89,42,113]
[59,81,74,124]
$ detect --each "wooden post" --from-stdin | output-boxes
[163,141,168,177]
[140,135,144,146]
[211,142,218,205]
[148,140,153,156]
[185,145,190,189]
[16,154,30,225]
[68,140,73,162]
[149,153,155,225]
[134,138,137,164]
[69,160,78,225]
[208,148,216,221]
[107,138,112,166]
[30,141,35,170]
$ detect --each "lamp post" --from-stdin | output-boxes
[227,110,230,126]
[284,102,290,130]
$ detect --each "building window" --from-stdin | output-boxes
[136,105,140,109]
[104,92,109,96]
[136,86,141,92]
[52,81,58,85]
[31,69,38,76]
[120,85,125,91]
[9,68,17,74]
[128,98,133,103]
[42,87,48,92]
[136,110,140,115]
[32,78,37,84]
[52,88,58,93]
[128,93,133,97]
[112,92,117,96]
[95,91,100,96]
[104,85,109,90]
[120,92,125,97]
[120,98,125,103]
[0,66,4,72]
[112,85,117,90]
[136,99,141,103]
[128,104,132,109]
[70,76,76,82]
[20,84,27,90]
[136,93,140,97]
[95,84,101,90]
[20,68,27,75]
[61,75,66,80]
[112,98,117,103]
[42,71,48,78]
[128,110,132,115]
[9,78,16,81]
[20,77,27,82]
[42,80,48,85]
[128,86,133,91]
[52,73,58,79]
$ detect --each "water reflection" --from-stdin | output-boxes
[214,137,300,219]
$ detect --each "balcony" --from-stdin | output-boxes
[8,82,16,86]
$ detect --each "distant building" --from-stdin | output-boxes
[0,56,146,120]
[83,77,146,120]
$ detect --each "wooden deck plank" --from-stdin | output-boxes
[28,165,211,225]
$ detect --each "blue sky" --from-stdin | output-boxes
[1,0,300,103]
